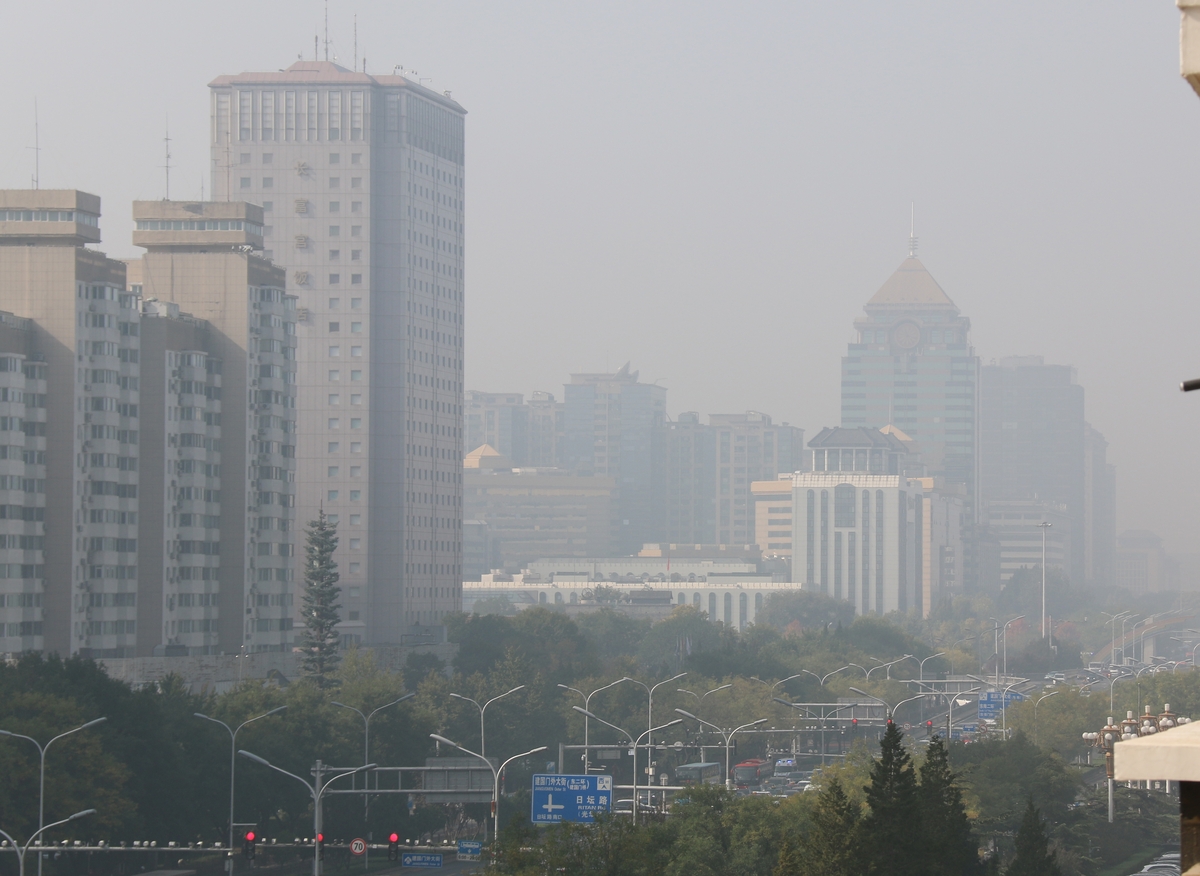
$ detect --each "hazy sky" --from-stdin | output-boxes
[2,2,1199,552]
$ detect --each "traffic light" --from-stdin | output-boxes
[243,831,257,860]
[316,834,324,861]
[388,834,399,862]
[926,720,934,736]
[851,718,858,728]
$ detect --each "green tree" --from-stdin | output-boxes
[1005,797,1061,876]
[918,736,978,876]
[778,777,859,876]
[300,510,342,685]
[860,723,923,876]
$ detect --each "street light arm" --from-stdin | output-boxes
[484,685,526,711]
[368,692,415,722]
[572,707,634,744]
[47,718,106,751]
[449,692,480,709]
[237,750,315,799]
[674,708,726,738]
[0,729,42,750]
[26,811,95,850]
[428,734,496,776]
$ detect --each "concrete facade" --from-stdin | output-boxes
[208,61,466,641]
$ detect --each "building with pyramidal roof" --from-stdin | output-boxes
[841,249,979,590]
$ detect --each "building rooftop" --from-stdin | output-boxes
[866,256,956,308]
[0,190,102,246]
[133,201,265,252]
[808,426,909,451]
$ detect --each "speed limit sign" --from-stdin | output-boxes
[350,838,367,856]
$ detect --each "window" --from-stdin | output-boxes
[328,418,340,429]
[349,586,360,597]
[329,370,340,381]
[328,442,340,452]
[348,610,360,620]
[330,201,340,213]
[328,490,339,500]
[263,177,274,188]
[350,538,361,548]
[327,514,339,523]
[329,297,340,308]
[350,394,362,405]
[351,153,361,164]
[263,153,273,164]
[351,370,362,381]
[351,250,362,261]
[328,394,340,405]
[350,418,362,428]
[329,226,340,236]
[351,346,362,357]
[349,562,360,573]
[351,201,362,212]
[350,442,362,453]
[350,466,361,477]
[351,274,362,284]
[351,322,362,332]
[330,177,341,188]
[351,225,361,236]
[351,298,362,308]
[330,153,341,164]
[328,466,339,476]
[834,484,856,528]
[350,514,361,524]
[329,322,340,332]
[263,201,273,211]
[328,346,341,356]
[240,153,251,164]
[351,177,362,188]
[350,490,361,500]
[329,274,340,284]
[240,177,251,189]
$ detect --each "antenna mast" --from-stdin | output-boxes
[354,14,358,71]
[908,202,918,258]
[28,98,40,190]
[324,0,329,61]
[163,117,173,200]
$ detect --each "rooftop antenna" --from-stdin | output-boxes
[314,35,318,61]
[28,98,40,190]
[908,203,918,258]
[163,116,173,200]
[354,14,358,71]
[324,0,330,61]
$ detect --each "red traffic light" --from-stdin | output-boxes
[926,721,933,727]
[244,832,255,842]
[316,834,323,843]
[389,833,399,844]
[851,718,857,726]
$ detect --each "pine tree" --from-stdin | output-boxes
[918,735,979,876]
[779,777,860,876]
[1005,797,1060,876]
[860,722,923,876]
[300,510,341,686]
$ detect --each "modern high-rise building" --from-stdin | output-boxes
[562,363,666,554]
[0,190,137,657]
[465,391,529,464]
[665,412,715,545]
[708,412,804,546]
[842,251,979,588]
[130,200,297,655]
[209,61,466,640]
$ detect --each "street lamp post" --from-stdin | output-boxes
[430,734,545,854]
[917,652,946,683]
[450,685,525,758]
[1121,615,1142,665]
[0,717,106,876]
[749,673,805,693]
[999,616,1024,683]
[848,688,929,724]
[1033,691,1059,746]
[1083,717,1121,823]
[623,673,686,755]
[0,809,95,876]
[942,688,981,739]
[559,678,630,773]
[195,706,286,874]
[1102,611,1131,666]
[800,666,854,687]
[331,694,414,869]
[238,751,374,876]
[674,710,766,789]
[572,709,681,822]
[1038,521,1052,638]
[865,656,912,682]
[774,699,855,764]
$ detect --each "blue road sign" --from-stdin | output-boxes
[401,852,443,868]
[978,691,1026,720]
[531,774,613,824]
[456,840,482,861]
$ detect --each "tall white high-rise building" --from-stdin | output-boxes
[209,61,465,642]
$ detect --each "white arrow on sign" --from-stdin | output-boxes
[541,794,565,815]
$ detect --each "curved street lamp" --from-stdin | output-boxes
[675,710,766,789]
[450,686,525,758]
[0,809,95,876]
[558,678,629,773]
[622,673,686,751]
[0,717,106,876]
[431,734,546,845]
[849,687,929,723]
[800,666,853,686]
[1033,690,1059,746]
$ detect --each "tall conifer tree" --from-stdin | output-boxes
[1005,797,1061,876]
[777,777,860,876]
[861,723,923,876]
[918,735,979,876]
[300,510,341,686]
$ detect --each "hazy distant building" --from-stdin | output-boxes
[130,200,297,655]
[841,252,979,586]
[708,412,803,546]
[562,363,666,553]
[463,445,614,572]
[751,477,793,558]
[983,498,1070,582]
[208,60,466,638]
[1084,424,1117,586]
[665,413,715,544]
[465,391,529,464]
[791,471,923,614]
[0,190,135,657]
[1115,530,1169,594]
[808,426,914,476]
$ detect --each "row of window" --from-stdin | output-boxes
[88,592,136,607]
[136,219,264,235]
[241,176,364,190]
[85,620,135,635]
[88,565,137,580]
[0,592,41,607]
[87,537,137,553]
[2,210,98,225]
